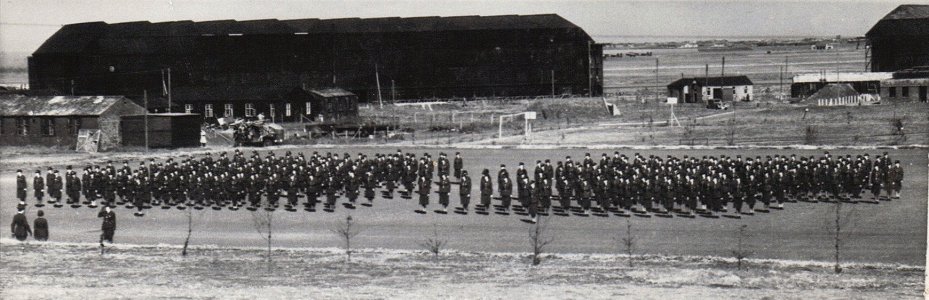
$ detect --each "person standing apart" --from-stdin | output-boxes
[10,207,32,241]
[98,206,117,245]
[33,210,49,241]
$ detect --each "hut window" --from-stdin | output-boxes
[889,87,896,98]
[245,103,256,117]
[902,86,909,97]
[204,104,214,118]
[16,118,28,136]
[285,103,292,117]
[42,118,55,136]
[224,104,234,118]
[305,102,312,115]
[67,118,81,135]
[184,104,193,114]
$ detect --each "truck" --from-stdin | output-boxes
[232,120,284,147]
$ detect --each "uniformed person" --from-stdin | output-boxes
[437,174,451,213]
[10,207,32,241]
[16,170,27,204]
[98,206,117,245]
[459,170,472,211]
[33,170,45,206]
[479,169,493,209]
[453,152,464,180]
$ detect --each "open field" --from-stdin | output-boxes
[1,148,925,267]
[603,45,867,96]
[0,239,923,299]
[468,101,929,147]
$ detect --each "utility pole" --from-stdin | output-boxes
[391,80,396,102]
[551,69,555,98]
[588,41,593,97]
[70,80,74,96]
[721,56,725,77]
[375,64,383,108]
[654,58,659,103]
[167,68,172,113]
[779,65,784,100]
[144,90,149,152]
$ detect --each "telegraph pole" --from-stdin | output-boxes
[551,69,555,98]
[375,64,383,108]
[144,90,149,152]
[167,68,172,113]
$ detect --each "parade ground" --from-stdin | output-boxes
[1,147,926,266]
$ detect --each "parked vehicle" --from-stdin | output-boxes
[706,99,729,110]
[232,120,284,146]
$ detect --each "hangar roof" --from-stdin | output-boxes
[35,14,589,55]
[866,5,929,37]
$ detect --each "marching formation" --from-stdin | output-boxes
[13,150,904,225]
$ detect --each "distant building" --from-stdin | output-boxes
[790,72,892,98]
[28,14,603,120]
[866,5,929,72]
[307,88,359,122]
[666,76,753,103]
[169,86,357,123]
[880,67,929,102]
[810,43,834,50]
[0,95,146,149]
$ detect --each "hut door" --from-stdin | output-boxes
[919,86,927,102]
[712,88,722,100]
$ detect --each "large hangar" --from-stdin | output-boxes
[28,15,603,121]
[866,5,929,72]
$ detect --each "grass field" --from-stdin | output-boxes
[0,239,923,299]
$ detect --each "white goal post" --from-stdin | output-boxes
[498,112,536,139]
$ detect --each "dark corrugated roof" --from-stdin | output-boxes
[33,22,108,55]
[0,95,143,116]
[667,76,753,88]
[36,14,587,55]
[866,5,929,37]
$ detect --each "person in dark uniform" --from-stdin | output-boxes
[528,180,540,222]
[437,174,451,212]
[453,152,464,180]
[98,206,116,245]
[417,175,432,212]
[16,169,27,204]
[890,160,903,199]
[479,169,493,209]
[33,210,49,241]
[459,170,472,211]
[869,165,883,202]
[33,170,45,206]
[363,171,377,205]
[499,174,513,212]
[10,207,31,241]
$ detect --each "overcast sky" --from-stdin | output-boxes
[0,0,913,53]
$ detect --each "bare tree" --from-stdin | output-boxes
[332,215,362,263]
[182,209,193,256]
[419,224,447,262]
[731,224,753,270]
[251,210,274,273]
[529,215,554,266]
[825,201,858,274]
[618,219,635,267]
